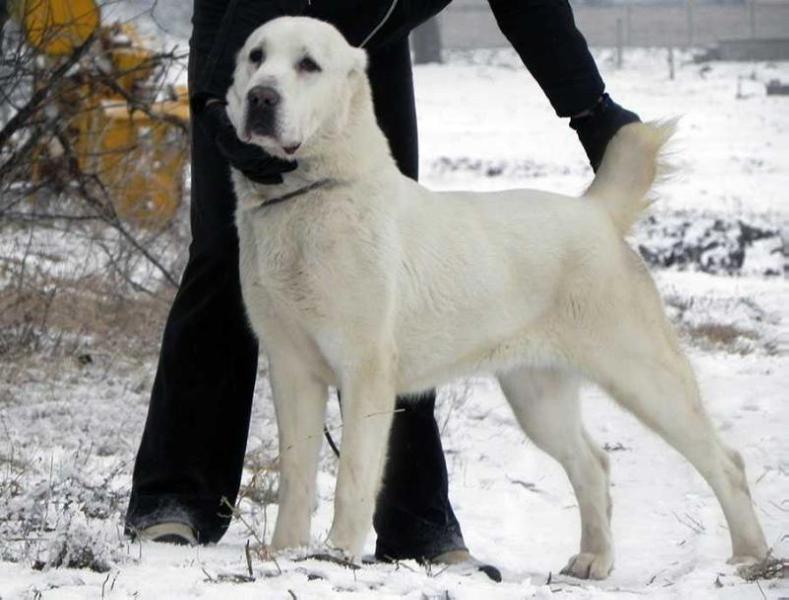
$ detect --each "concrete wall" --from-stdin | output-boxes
[439,1,789,48]
[718,37,789,59]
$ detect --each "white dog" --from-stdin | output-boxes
[225,16,768,578]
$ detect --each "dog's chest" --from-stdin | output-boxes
[237,198,368,329]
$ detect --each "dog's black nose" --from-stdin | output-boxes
[247,86,280,108]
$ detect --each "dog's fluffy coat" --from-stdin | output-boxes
[226,16,768,577]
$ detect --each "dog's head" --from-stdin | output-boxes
[226,17,368,161]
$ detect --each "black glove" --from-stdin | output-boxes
[570,94,640,172]
[199,101,297,184]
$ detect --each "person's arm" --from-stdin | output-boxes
[188,0,454,181]
[487,0,603,118]
[190,0,305,182]
[190,0,388,109]
[191,0,453,111]
[190,0,287,112]
[487,0,639,170]
[307,1,452,50]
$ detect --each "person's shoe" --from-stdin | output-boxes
[429,549,502,583]
[136,522,197,546]
[570,93,641,172]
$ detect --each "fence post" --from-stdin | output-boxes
[749,0,757,39]
[667,46,675,80]
[686,0,695,47]
[625,5,633,46]
[412,17,443,65]
[616,18,623,68]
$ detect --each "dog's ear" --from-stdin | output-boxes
[348,47,368,77]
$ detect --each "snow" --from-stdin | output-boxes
[1,35,788,600]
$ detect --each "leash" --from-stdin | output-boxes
[359,0,399,49]
[252,178,334,212]
[323,426,341,458]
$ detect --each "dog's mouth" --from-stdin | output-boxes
[244,121,302,158]
[244,108,276,143]
[240,88,307,157]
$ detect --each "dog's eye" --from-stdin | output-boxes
[249,47,264,64]
[296,56,321,74]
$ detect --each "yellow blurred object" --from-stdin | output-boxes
[100,95,189,224]
[72,88,190,225]
[107,23,155,95]
[13,0,100,56]
[11,0,191,227]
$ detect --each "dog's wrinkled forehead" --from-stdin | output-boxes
[240,17,358,78]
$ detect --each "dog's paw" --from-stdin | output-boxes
[734,555,787,581]
[560,552,614,580]
[297,544,360,570]
[727,554,765,565]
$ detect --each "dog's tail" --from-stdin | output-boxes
[583,120,676,234]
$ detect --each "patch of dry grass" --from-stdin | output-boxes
[0,268,173,361]
[683,322,761,354]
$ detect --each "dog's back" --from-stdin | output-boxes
[390,121,675,392]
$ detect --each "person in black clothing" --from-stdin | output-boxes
[125,0,639,577]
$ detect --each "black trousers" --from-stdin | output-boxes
[126,38,464,558]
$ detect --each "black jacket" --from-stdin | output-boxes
[192,0,452,108]
[191,0,604,117]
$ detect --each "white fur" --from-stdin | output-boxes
[227,16,768,576]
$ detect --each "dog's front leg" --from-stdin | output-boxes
[269,357,328,550]
[327,353,397,560]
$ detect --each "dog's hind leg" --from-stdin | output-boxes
[269,356,329,550]
[327,352,397,560]
[498,368,614,579]
[576,282,768,565]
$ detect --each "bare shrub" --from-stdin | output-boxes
[1,2,191,359]
[240,444,280,508]
[37,516,125,573]
[685,322,760,354]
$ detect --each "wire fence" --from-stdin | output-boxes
[441,1,789,48]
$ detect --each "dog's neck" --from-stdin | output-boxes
[304,74,397,180]
[322,73,396,179]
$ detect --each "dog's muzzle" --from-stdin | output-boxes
[245,85,279,138]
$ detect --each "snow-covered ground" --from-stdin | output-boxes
[1,43,788,600]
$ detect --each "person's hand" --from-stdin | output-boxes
[570,94,640,172]
[199,100,297,184]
